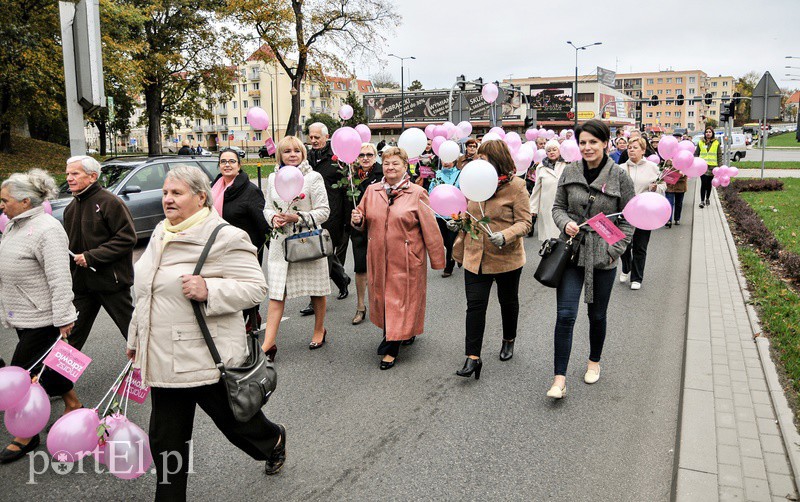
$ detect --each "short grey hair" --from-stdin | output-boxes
[361,142,377,156]
[309,122,329,137]
[165,165,213,209]
[66,155,102,177]
[1,169,58,208]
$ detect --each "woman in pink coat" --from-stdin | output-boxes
[351,147,445,370]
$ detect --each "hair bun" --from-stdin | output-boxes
[26,169,58,200]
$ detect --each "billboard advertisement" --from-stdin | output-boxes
[364,90,524,124]
[529,83,573,121]
[599,93,634,119]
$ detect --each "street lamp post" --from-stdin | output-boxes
[388,53,415,130]
[567,41,602,129]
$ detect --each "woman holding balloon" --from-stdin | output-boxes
[529,139,567,241]
[694,127,722,208]
[548,119,636,399]
[262,136,331,359]
[619,137,666,290]
[0,170,80,463]
[451,140,532,379]
[350,146,445,370]
[350,143,383,325]
[429,159,462,277]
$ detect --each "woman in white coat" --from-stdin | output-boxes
[529,140,567,241]
[619,137,666,290]
[262,136,331,359]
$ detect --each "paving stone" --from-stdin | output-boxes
[758,435,785,455]
[750,390,771,405]
[717,412,736,429]
[742,456,768,480]
[717,427,740,446]
[719,463,745,488]
[739,437,764,458]
[718,444,742,466]
[766,472,797,499]
[756,418,780,437]
[719,485,745,501]
[735,406,757,424]
[743,477,772,502]
[676,468,718,501]
[762,452,791,476]
[716,398,734,414]
[753,404,775,420]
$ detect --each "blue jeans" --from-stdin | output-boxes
[554,264,617,376]
[665,192,685,222]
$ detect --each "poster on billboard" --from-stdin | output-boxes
[599,93,633,119]
[364,89,524,124]
[528,84,573,121]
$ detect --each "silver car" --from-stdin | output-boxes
[51,156,221,238]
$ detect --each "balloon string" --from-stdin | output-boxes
[418,200,491,232]
[344,161,358,207]
[96,360,133,413]
[26,334,63,373]
[578,212,622,228]
[122,366,133,417]
[478,203,494,233]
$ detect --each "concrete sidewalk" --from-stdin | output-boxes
[675,185,800,501]
[739,169,800,178]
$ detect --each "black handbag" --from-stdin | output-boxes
[283,213,333,263]
[533,189,598,288]
[191,223,277,423]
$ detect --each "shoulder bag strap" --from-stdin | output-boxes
[191,223,228,368]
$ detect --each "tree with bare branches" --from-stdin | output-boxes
[226,0,398,137]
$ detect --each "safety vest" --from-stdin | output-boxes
[698,140,719,167]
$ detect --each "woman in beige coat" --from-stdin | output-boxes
[529,139,567,241]
[451,140,532,380]
[125,166,283,500]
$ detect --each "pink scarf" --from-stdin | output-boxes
[211,177,234,215]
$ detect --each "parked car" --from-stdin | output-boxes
[50,156,220,238]
[226,145,246,159]
[692,132,747,162]
[258,146,273,158]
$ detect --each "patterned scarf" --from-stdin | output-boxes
[382,176,410,206]
[497,174,512,187]
[357,165,373,181]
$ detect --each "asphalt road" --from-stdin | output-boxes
[0,186,696,501]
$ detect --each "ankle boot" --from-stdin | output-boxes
[456,357,482,380]
[499,339,515,361]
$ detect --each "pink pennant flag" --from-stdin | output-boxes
[43,340,92,383]
[115,368,150,404]
[586,213,626,246]
[264,137,276,155]
[662,170,681,185]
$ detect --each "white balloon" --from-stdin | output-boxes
[457,121,472,136]
[397,128,427,158]
[482,132,502,142]
[460,160,498,202]
[438,140,461,163]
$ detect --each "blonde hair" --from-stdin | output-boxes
[361,142,377,156]
[277,136,307,164]
[381,146,409,166]
[1,169,58,207]
[628,137,647,152]
[545,139,560,152]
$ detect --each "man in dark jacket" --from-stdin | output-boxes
[302,122,351,315]
[63,156,137,349]
[178,140,192,155]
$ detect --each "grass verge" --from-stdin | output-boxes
[0,136,71,183]
[740,179,800,255]
[732,161,800,169]
[767,132,800,147]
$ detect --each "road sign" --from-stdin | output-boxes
[751,71,782,121]
[453,92,470,124]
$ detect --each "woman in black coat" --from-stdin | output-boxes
[212,148,269,264]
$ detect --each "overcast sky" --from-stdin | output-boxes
[359,0,800,91]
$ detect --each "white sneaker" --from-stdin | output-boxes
[619,272,630,284]
[630,281,641,290]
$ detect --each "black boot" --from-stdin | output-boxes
[456,357,482,380]
[299,302,314,316]
[499,339,515,361]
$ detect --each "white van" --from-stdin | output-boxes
[692,132,747,162]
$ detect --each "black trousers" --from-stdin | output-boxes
[377,335,400,358]
[666,192,685,223]
[10,325,73,397]
[336,222,350,268]
[621,228,652,284]
[149,382,281,502]
[68,289,133,351]
[436,219,458,273]
[700,174,713,203]
[464,267,522,357]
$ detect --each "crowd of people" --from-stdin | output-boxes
[0,118,712,499]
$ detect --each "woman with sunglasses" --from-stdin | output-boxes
[350,143,383,325]
[211,148,269,264]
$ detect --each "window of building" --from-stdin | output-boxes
[233,117,238,125]
[676,89,683,95]
[688,111,695,117]
[657,78,663,83]
[253,83,260,90]
[647,78,654,84]
[195,119,201,126]
[242,83,248,92]
[711,81,717,87]
[301,115,306,124]
[723,81,729,87]
[253,99,260,107]
[710,110,716,115]
[232,102,237,109]
[722,91,729,97]
[646,112,653,118]
[647,90,654,96]
[676,111,682,117]
[208,119,213,125]
[221,117,227,125]
[656,112,662,117]
[311,84,316,92]
[689,76,696,83]
[688,122,695,130]
[321,100,327,108]
[577,92,593,103]
[300,83,305,92]
[666,111,671,116]
[255,132,262,141]
[712,92,717,97]
[301,99,306,107]
[666,89,671,95]
[677,77,683,83]
[311,100,316,108]
[689,88,695,95]
[244,116,248,125]
[666,78,672,83]
[243,100,248,108]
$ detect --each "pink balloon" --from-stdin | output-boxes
[712,167,721,176]
[424,124,436,140]
[429,184,468,216]
[533,148,546,164]
[505,132,522,153]
[559,129,568,139]
[106,419,153,480]
[560,140,580,162]
[274,165,305,202]
[672,150,695,172]
[433,125,448,139]
[489,127,506,140]
[0,213,8,233]
[43,200,52,215]
[623,192,672,231]
[457,121,472,137]
[443,122,457,139]
[0,366,32,411]
[677,140,696,153]
[246,107,270,131]
[719,175,731,187]
[94,413,128,465]
[331,126,362,164]
[338,105,354,120]
[647,154,660,164]
[685,157,708,178]
[711,177,721,188]
[623,131,631,138]
[657,135,679,160]
[482,83,499,104]
[728,166,739,177]
[47,408,101,461]
[525,129,538,141]
[431,136,446,156]
[4,382,50,437]
[514,147,534,175]
[546,129,556,140]
[355,124,371,143]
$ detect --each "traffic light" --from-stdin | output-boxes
[676,94,685,106]
[720,104,731,123]
[650,95,659,106]
[456,74,466,91]
[524,108,535,129]
[704,93,713,105]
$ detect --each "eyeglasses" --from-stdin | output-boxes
[358,153,375,158]
[219,159,239,165]
[466,144,477,148]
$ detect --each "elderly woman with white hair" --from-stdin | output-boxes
[529,139,568,241]
[125,165,281,499]
[0,169,79,464]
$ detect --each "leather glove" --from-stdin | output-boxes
[488,231,505,247]
[446,219,460,232]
